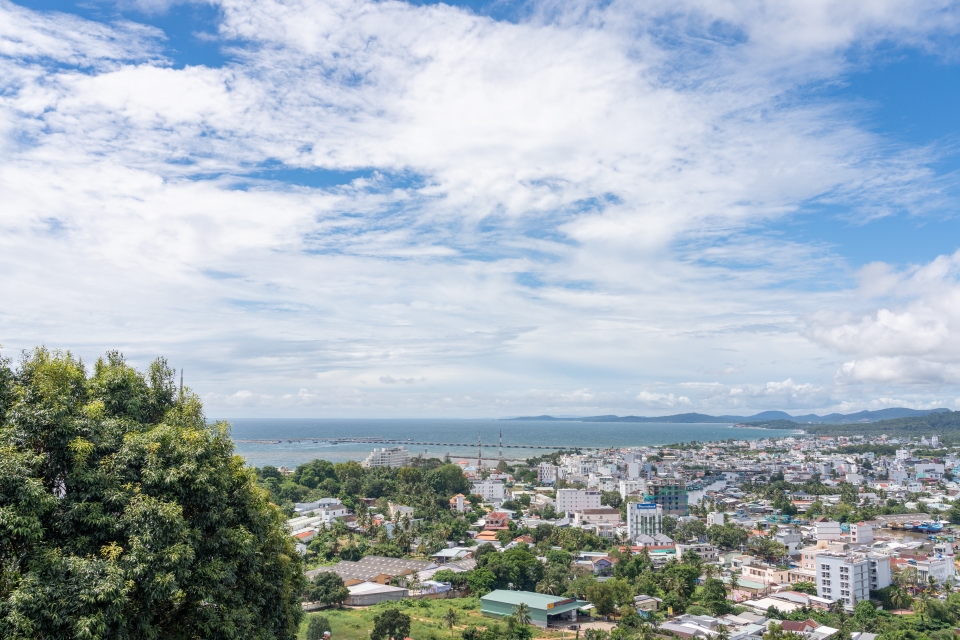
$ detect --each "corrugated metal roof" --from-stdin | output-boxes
[481,590,586,611]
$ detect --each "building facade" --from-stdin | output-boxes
[815,551,891,610]
[645,478,688,516]
[472,479,506,502]
[361,447,410,468]
[626,502,663,541]
[556,489,602,514]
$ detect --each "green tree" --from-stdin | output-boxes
[0,349,304,640]
[701,578,730,615]
[442,607,459,637]
[306,615,332,640]
[370,608,411,640]
[586,582,617,617]
[305,572,350,607]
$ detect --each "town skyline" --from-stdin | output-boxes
[4,0,960,417]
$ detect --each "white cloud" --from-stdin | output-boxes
[1,0,960,416]
[807,251,960,384]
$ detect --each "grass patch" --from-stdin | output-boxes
[298,598,570,640]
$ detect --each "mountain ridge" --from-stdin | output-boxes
[503,407,950,424]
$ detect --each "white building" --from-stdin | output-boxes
[626,502,663,541]
[619,479,647,500]
[849,522,874,545]
[914,544,956,585]
[537,463,560,484]
[815,521,844,541]
[706,511,727,527]
[915,463,945,480]
[845,473,864,486]
[362,446,410,468]
[573,507,622,527]
[556,489,602,514]
[775,529,802,553]
[676,543,718,562]
[472,479,505,502]
[815,551,891,610]
[626,462,643,479]
[896,449,911,462]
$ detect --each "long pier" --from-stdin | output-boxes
[232,437,592,450]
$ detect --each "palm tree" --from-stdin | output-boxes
[513,603,532,627]
[715,624,730,640]
[914,591,929,625]
[890,587,909,610]
[637,622,657,640]
[728,571,740,599]
[443,608,459,637]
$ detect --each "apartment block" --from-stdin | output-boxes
[556,489,602,514]
[815,551,891,610]
[626,502,663,541]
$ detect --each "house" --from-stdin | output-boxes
[573,507,622,527]
[450,494,468,513]
[781,620,820,634]
[484,512,511,530]
[431,547,473,564]
[633,595,662,612]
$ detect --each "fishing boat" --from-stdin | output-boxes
[915,521,944,534]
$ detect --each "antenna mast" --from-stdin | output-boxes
[179,368,183,396]
[477,433,482,472]
[499,430,503,461]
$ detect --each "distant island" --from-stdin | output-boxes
[504,407,949,424]
[505,407,960,439]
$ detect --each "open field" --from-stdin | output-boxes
[297,597,579,640]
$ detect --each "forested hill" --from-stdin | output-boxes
[506,407,949,424]
[741,411,960,439]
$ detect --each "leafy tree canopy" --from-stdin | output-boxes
[0,348,304,640]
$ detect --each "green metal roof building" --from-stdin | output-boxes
[480,590,588,628]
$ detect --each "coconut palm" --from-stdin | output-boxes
[914,591,929,625]
[728,571,740,597]
[890,587,909,610]
[513,602,532,627]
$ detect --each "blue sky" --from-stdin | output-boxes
[3,0,960,417]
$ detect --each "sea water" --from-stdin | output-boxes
[225,418,788,468]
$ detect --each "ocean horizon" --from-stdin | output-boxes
[225,418,793,468]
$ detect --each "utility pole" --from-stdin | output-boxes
[179,368,183,397]
[478,433,482,472]
[499,430,503,462]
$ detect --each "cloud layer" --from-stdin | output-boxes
[2,0,960,416]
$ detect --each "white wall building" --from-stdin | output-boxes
[362,446,410,468]
[626,502,663,541]
[915,544,956,585]
[472,479,505,502]
[556,489,602,514]
[815,551,891,610]
[706,511,727,527]
[619,479,647,500]
[915,463,945,480]
[775,529,802,553]
[850,522,874,545]
[815,521,844,541]
[537,463,560,484]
